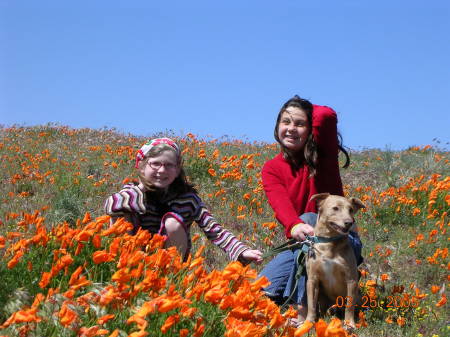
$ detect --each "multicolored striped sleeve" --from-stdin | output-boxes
[191,194,249,261]
[104,184,146,215]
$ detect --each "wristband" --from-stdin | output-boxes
[290,223,303,236]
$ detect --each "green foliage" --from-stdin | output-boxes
[0,126,449,336]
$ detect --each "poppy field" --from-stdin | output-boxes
[0,125,448,337]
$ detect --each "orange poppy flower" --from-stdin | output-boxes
[250,276,270,291]
[69,266,83,285]
[189,256,205,270]
[180,307,197,318]
[357,311,368,328]
[205,285,227,304]
[219,295,235,310]
[93,250,115,264]
[160,314,180,333]
[396,316,406,327]
[130,263,144,279]
[313,319,327,337]
[111,268,131,284]
[193,323,205,337]
[222,261,256,281]
[92,234,102,248]
[82,212,91,224]
[246,160,255,169]
[269,311,284,329]
[58,303,78,327]
[431,285,440,294]
[229,307,252,320]
[415,287,427,299]
[31,293,45,308]
[158,296,184,313]
[283,306,298,319]
[97,314,115,325]
[99,286,119,306]
[294,320,314,336]
[57,254,74,269]
[208,168,216,177]
[225,317,267,337]
[324,318,349,337]
[436,293,447,307]
[412,208,421,216]
[128,330,148,337]
[179,329,189,337]
[127,315,148,330]
[63,289,76,299]
[39,271,52,289]
[7,250,25,269]
[79,326,104,337]
[0,307,41,329]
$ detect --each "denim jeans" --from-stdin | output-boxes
[258,212,363,305]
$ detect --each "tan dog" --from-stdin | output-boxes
[305,193,365,328]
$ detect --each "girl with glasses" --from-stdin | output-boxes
[104,137,263,264]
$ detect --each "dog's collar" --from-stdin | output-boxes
[305,234,347,244]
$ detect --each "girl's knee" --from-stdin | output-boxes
[163,216,185,233]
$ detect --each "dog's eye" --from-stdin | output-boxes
[332,206,339,211]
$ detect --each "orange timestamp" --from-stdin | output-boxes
[335,295,420,308]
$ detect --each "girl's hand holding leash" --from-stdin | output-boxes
[241,249,264,264]
[291,223,314,242]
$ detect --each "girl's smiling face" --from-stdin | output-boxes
[141,150,180,190]
[277,106,311,152]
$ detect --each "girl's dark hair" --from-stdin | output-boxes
[274,95,350,176]
[167,168,198,195]
[137,144,197,195]
[337,133,351,169]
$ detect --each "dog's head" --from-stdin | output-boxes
[310,193,365,235]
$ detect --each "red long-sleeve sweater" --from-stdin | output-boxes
[262,104,344,238]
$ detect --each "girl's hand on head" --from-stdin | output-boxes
[240,249,263,264]
[291,223,315,242]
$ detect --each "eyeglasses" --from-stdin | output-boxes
[147,161,178,171]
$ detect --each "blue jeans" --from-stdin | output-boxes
[258,213,363,305]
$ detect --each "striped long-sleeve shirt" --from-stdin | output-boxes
[104,184,249,261]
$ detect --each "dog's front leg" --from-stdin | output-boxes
[305,275,319,322]
[344,279,358,328]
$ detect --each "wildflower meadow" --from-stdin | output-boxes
[0,125,448,337]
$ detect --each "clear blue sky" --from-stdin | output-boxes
[1,0,449,150]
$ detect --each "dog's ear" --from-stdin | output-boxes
[310,193,330,207]
[349,197,366,212]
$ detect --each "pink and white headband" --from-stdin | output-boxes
[135,138,181,168]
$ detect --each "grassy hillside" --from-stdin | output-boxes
[0,125,448,337]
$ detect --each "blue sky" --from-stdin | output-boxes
[1,0,449,150]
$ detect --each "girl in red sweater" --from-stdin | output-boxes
[259,95,362,321]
